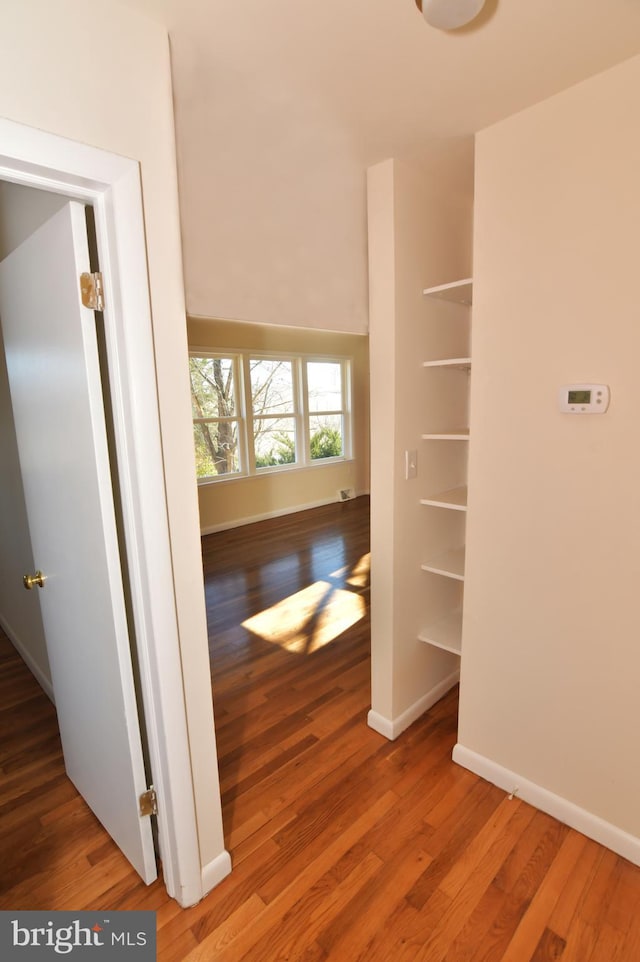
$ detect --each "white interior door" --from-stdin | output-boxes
[0,201,157,883]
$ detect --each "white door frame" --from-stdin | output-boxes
[0,117,203,906]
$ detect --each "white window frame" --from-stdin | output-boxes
[190,348,353,483]
[302,356,352,466]
[190,353,248,480]
[243,353,298,474]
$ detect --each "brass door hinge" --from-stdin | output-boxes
[80,271,105,311]
[139,787,158,817]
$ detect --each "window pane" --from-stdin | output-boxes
[309,414,343,460]
[307,361,342,412]
[193,421,240,478]
[250,359,294,416]
[254,418,296,468]
[190,357,236,419]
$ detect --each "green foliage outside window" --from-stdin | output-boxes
[255,431,296,468]
[310,426,342,460]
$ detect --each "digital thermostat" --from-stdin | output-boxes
[559,383,610,414]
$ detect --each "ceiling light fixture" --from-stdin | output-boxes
[414,0,486,30]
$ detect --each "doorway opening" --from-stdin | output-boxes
[0,117,212,905]
[0,185,158,883]
[184,317,371,850]
[201,496,371,852]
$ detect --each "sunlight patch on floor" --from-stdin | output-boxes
[330,551,371,588]
[242,580,365,654]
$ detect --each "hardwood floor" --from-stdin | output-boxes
[2,494,640,960]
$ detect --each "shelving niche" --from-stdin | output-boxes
[419,277,472,656]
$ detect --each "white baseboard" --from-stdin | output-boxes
[452,744,640,868]
[201,849,233,897]
[367,669,460,741]
[0,612,55,703]
[367,710,395,740]
[200,490,369,535]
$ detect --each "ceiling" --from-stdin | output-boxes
[127,0,640,164]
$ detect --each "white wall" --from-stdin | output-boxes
[0,183,68,694]
[0,184,70,693]
[0,342,51,692]
[459,55,640,848]
[0,182,68,259]
[0,0,225,877]
[367,142,474,734]
[169,9,369,334]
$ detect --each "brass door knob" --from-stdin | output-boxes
[23,571,46,590]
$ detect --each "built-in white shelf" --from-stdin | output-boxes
[418,608,462,655]
[421,428,470,441]
[422,278,473,305]
[422,357,471,370]
[420,486,468,511]
[421,546,465,581]
[420,276,471,664]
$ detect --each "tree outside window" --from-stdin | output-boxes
[250,359,297,468]
[189,356,241,478]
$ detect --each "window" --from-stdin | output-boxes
[305,360,345,461]
[189,355,244,480]
[250,358,297,468]
[189,351,352,482]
